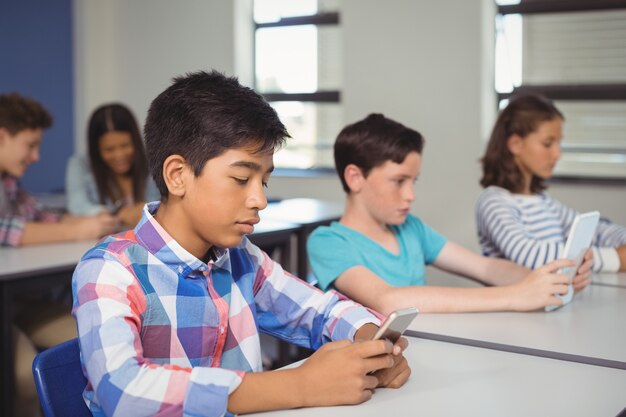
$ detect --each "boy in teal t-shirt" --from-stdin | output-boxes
[310,215,446,290]
[307,113,592,315]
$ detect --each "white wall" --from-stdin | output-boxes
[268,0,625,249]
[270,0,496,251]
[73,0,235,154]
[549,183,625,225]
[73,0,625,251]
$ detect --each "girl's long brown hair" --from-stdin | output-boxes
[480,94,563,194]
[87,103,148,204]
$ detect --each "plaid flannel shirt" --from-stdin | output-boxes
[72,202,381,417]
[0,174,60,246]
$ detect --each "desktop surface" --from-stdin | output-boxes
[0,240,95,280]
[592,271,626,288]
[246,337,626,417]
[406,282,626,367]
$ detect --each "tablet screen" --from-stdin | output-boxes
[560,211,600,281]
[545,211,600,312]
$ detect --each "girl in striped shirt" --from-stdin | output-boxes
[477,94,626,272]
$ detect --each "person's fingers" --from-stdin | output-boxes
[363,374,379,391]
[548,295,564,306]
[547,273,569,285]
[353,339,393,359]
[385,366,411,389]
[554,284,569,295]
[392,337,409,355]
[318,339,352,352]
[363,353,394,374]
[541,258,575,273]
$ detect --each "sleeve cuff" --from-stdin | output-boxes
[592,247,620,272]
[5,217,25,247]
[184,367,244,417]
[327,297,382,342]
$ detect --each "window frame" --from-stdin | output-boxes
[253,10,341,173]
[496,0,626,184]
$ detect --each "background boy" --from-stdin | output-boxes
[72,71,410,417]
[0,93,118,417]
[307,113,592,315]
[0,93,118,246]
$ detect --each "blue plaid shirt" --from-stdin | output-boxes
[72,202,381,417]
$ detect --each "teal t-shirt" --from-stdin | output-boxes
[307,214,448,291]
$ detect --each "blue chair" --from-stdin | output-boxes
[32,338,91,417]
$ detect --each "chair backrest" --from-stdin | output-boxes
[32,338,92,417]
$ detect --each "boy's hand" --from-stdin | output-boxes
[572,249,592,293]
[371,336,411,388]
[116,202,145,228]
[67,214,119,240]
[511,259,573,311]
[617,244,626,272]
[295,338,394,406]
[353,323,411,388]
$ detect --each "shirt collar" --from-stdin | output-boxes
[133,202,228,276]
[1,174,18,196]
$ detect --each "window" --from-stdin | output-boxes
[495,1,626,180]
[253,0,341,170]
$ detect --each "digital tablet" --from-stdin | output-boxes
[545,211,600,312]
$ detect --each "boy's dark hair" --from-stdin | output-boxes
[87,103,149,204]
[0,93,52,134]
[480,94,564,194]
[144,70,289,198]
[334,113,424,193]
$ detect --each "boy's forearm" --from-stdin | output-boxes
[378,285,514,314]
[354,323,379,341]
[228,368,306,414]
[481,258,529,286]
[21,221,76,245]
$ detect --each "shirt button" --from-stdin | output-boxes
[220,326,225,334]
[177,266,184,273]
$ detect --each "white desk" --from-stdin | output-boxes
[0,240,95,280]
[246,337,626,417]
[406,283,626,369]
[592,272,626,289]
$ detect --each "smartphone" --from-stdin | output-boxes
[372,307,419,343]
[110,200,125,215]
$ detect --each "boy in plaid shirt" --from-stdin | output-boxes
[72,71,411,417]
[0,93,118,246]
[0,93,118,417]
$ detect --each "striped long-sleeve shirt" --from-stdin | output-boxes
[476,186,626,272]
[72,202,381,417]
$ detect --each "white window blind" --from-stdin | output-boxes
[523,10,626,84]
[496,5,626,180]
[556,101,626,178]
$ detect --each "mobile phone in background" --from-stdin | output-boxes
[110,200,125,215]
[372,307,419,343]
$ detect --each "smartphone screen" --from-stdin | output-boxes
[110,200,125,215]
[372,307,418,343]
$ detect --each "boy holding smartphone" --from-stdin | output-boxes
[72,71,410,417]
[307,113,592,315]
